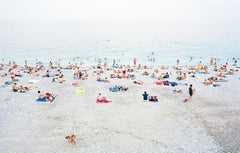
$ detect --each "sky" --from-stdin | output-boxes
[0,0,239,22]
[0,0,239,42]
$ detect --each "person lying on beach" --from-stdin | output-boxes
[52,76,58,83]
[203,79,213,85]
[118,86,128,91]
[38,90,56,102]
[173,89,183,94]
[45,96,54,102]
[109,86,128,92]
[11,76,18,82]
[133,80,143,85]
[38,90,54,98]
[226,69,238,75]
[16,85,36,93]
[216,69,225,77]
[127,74,135,80]
[97,77,110,82]
[42,70,51,77]
[72,81,80,87]
[80,72,88,80]
[14,71,22,77]
[209,76,218,82]
[149,96,158,102]
[221,62,228,71]
[11,84,28,93]
[22,86,37,92]
[58,77,65,83]
[173,66,181,70]
[110,73,117,78]
[111,72,122,79]
[142,71,149,76]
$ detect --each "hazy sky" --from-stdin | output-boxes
[0,0,239,42]
[0,0,239,22]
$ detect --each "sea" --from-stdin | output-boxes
[0,20,239,67]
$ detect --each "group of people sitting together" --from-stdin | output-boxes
[142,91,158,102]
[73,67,89,80]
[109,85,129,92]
[12,82,37,93]
[37,90,56,102]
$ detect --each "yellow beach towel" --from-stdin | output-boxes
[76,89,85,94]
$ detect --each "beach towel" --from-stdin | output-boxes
[177,82,188,86]
[172,90,177,94]
[76,89,85,94]
[28,79,39,84]
[1,81,13,88]
[170,82,178,86]
[155,81,162,85]
[109,87,119,92]
[36,97,56,102]
[197,71,209,74]
[96,98,112,103]
[163,81,169,86]
[213,84,221,87]
[218,79,228,82]
[36,97,46,102]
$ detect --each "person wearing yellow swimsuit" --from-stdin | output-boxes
[197,61,201,70]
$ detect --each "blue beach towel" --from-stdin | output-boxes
[36,97,46,102]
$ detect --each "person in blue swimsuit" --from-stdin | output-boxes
[142,91,149,101]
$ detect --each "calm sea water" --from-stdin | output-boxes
[0,20,239,67]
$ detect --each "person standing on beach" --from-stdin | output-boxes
[112,59,116,67]
[133,58,137,67]
[142,91,149,101]
[188,84,194,101]
[210,57,213,66]
[197,61,201,71]
[176,59,180,66]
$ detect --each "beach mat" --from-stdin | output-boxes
[76,89,85,94]
[28,79,39,84]
[36,97,56,103]
[96,99,112,103]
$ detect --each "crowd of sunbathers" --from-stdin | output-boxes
[1,57,239,104]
